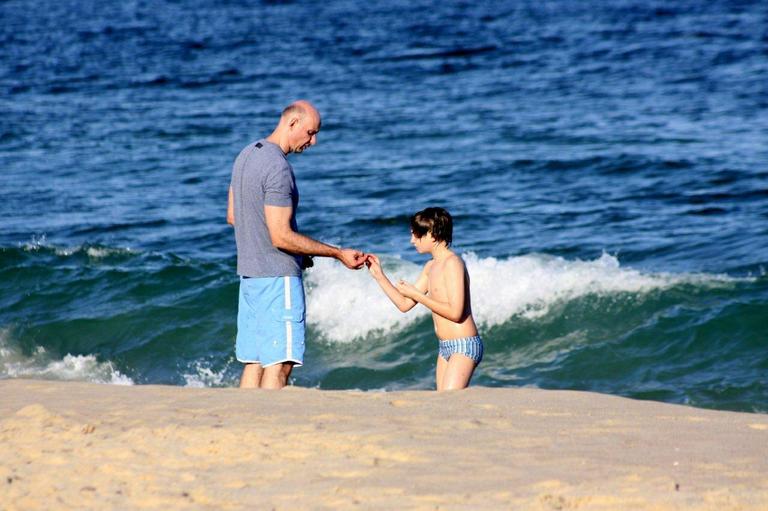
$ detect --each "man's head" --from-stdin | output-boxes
[277,100,321,154]
[410,207,453,250]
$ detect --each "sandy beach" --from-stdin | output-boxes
[1,380,766,510]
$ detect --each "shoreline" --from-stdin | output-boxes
[2,379,767,510]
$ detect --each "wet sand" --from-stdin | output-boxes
[1,379,767,510]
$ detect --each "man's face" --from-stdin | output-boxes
[290,113,320,153]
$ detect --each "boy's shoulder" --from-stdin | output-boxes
[430,252,465,270]
[445,252,465,269]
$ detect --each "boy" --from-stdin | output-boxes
[365,207,483,390]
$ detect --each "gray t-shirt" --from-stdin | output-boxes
[230,139,301,277]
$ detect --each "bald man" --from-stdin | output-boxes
[227,101,365,389]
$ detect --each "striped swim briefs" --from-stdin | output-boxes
[438,335,484,364]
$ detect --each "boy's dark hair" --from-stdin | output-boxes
[410,207,453,245]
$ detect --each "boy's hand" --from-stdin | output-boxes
[396,279,419,298]
[365,254,385,280]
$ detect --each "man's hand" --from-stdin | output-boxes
[338,248,366,270]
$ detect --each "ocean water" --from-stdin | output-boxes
[1,0,766,412]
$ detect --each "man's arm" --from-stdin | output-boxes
[264,204,365,269]
[227,185,235,226]
[397,256,466,322]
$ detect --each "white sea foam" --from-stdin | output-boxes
[21,234,48,252]
[304,257,428,343]
[85,246,129,259]
[182,360,230,388]
[20,236,136,259]
[0,328,133,385]
[304,252,745,343]
[465,252,744,325]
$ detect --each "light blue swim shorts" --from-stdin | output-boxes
[438,335,484,364]
[236,276,306,367]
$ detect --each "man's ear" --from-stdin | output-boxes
[288,117,300,128]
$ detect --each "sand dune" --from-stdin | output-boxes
[1,379,767,510]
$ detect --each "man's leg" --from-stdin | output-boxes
[240,362,263,388]
[260,362,295,389]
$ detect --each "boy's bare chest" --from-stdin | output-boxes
[427,262,447,298]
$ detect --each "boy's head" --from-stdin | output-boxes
[410,207,453,246]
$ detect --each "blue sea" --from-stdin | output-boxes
[1,0,766,412]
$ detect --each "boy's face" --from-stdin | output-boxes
[410,230,435,254]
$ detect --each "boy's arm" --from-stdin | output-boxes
[397,256,465,322]
[374,256,429,312]
[374,276,416,312]
[368,255,428,313]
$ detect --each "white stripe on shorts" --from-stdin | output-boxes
[284,276,291,309]
[285,321,293,359]
[284,276,293,360]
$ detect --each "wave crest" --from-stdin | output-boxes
[0,328,133,385]
[304,252,745,343]
[466,252,743,326]
[19,236,138,259]
[304,257,427,343]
